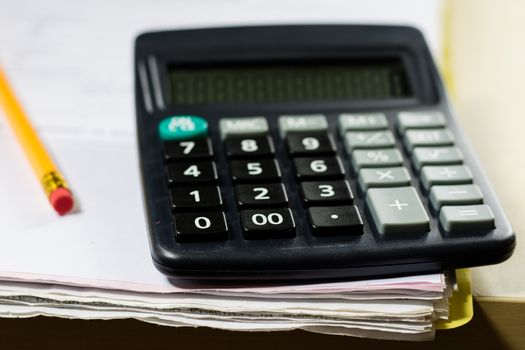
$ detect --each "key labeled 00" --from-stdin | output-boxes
[240,208,296,239]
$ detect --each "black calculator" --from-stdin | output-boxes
[135,25,515,280]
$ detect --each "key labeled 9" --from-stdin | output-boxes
[286,132,336,156]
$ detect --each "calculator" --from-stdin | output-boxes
[135,25,515,280]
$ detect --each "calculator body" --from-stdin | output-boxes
[135,25,515,280]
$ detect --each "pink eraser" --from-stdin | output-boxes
[49,187,74,215]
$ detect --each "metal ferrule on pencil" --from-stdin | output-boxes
[42,171,69,197]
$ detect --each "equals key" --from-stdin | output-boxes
[439,205,495,232]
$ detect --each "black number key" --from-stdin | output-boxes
[299,180,353,206]
[174,212,228,242]
[286,132,336,156]
[166,161,217,185]
[240,208,296,239]
[234,183,288,208]
[170,186,223,211]
[225,135,275,158]
[230,159,281,183]
[307,206,363,236]
[293,156,345,180]
[163,138,213,162]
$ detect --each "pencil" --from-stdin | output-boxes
[0,66,74,215]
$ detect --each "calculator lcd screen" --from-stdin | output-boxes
[168,59,412,105]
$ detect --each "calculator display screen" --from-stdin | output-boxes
[168,59,412,105]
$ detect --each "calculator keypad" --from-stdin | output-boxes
[159,110,496,245]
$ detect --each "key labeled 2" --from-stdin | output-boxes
[240,208,296,239]
[230,159,281,182]
[234,183,288,208]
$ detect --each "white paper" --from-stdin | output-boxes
[0,0,446,341]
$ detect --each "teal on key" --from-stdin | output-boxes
[158,115,208,141]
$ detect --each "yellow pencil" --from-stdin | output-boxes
[0,66,74,215]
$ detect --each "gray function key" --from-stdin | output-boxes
[278,114,328,137]
[420,165,473,191]
[358,167,411,192]
[351,148,403,172]
[412,146,464,170]
[404,129,455,153]
[344,130,395,153]
[338,113,388,135]
[219,117,269,139]
[397,111,446,134]
[429,184,483,211]
[366,187,430,234]
[439,205,495,232]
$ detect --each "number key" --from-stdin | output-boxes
[170,186,223,211]
[225,135,275,158]
[299,180,353,206]
[174,212,228,242]
[286,132,336,156]
[166,161,217,185]
[230,159,281,183]
[240,208,296,239]
[163,138,213,162]
[234,183,288,208]
[293,157,345,180]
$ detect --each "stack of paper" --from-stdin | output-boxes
[0,0,449,341]
[0,275,449,341]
